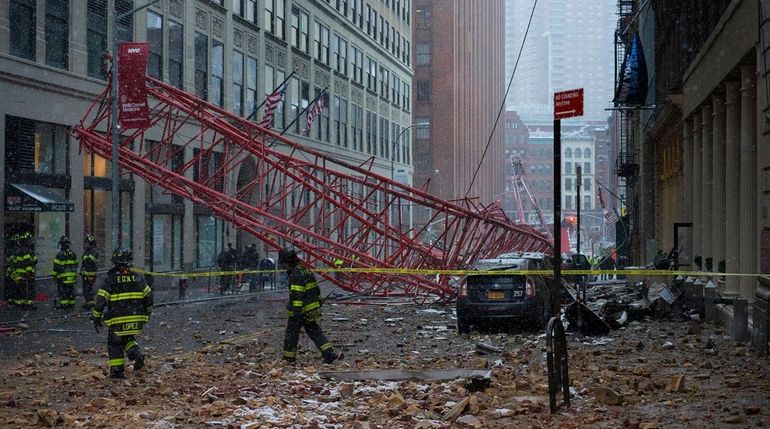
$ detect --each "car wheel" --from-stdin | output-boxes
[457,316,471,334]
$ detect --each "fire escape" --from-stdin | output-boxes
[72,75,553,303]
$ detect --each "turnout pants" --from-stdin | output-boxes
[82,276,96,304]
[13,278,36,305]
[57,280,76,306]
[107,330,142,373]
[282,316,334,361]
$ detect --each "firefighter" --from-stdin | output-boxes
[91,247,153,379]
[241,243,260,291]
[80,234,99,308]
[216,243,237,294]
[5,233,22,306]
[279,248,340,364]
[51,236,79,308]
[9,232,38,307]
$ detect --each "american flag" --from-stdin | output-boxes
[302,96,325,136]
[258,83,287,128]
[598,188,619,225]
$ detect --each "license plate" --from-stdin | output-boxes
[487,290,505,300]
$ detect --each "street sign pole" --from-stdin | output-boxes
[576,164,582,255]
[553,88,584,296]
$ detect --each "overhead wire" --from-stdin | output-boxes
[465,0,539,197]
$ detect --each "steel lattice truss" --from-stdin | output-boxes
[72,77,552,302]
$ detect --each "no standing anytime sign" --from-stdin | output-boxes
[554,88,584,120]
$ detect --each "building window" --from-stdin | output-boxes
[351,45,363,84]
[314,22,330,65]
[146,214,182,272]
[289,77,299,132]
[403,82,410,111]
[379,66,389,98]
[585,148,591,158]
[169,20,184,89]
[565,178,572,191]
[291,6,309,52]
[115,0,134,43]
[379,16,384,44]
[265,0,285,38]
[575,148,582,158]
[232,51,244,116]
[392,75,400,104]
[333,33,348,75]
[194,32,208,100]
[87,0,107,79]
[584,178,591,191]
[334,96,348,147]
[211,40,224,107]
[236,0,256,22]
[565,195,572,210]
[10,0,37,61]
[196,215,224,268]
[372,10,377,40]
[146,11,163,79]
[314,88,329,142]
[415,118,430,139]
[45,0,69,69]
[583,162,591,174]
[366,4,372,35]
[565,162,572,174]
[366,110,376,155]
[352,104,363,152]
[366,57,377,93]
[246,56,258,119]
[416,43,430,65]
[565,148,572,158]
[584,196,591,210]
[379,117,389,157]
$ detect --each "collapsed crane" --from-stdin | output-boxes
[510,156,552,240]
[72,75,552,303]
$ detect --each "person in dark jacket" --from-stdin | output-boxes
[279,248,340,364]
[241,243,260,291]
[80,234,99,308]
[91,247,153,379]
[216,243,238,294]
[52,236,79,308]
[8,232,38,307]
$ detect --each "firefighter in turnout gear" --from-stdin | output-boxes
[91,247,153,379]
[52,236,79,308]
[8,232,38,307]
[80,234,99,308]
[279,248,340,364]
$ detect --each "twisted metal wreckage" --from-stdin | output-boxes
[72,75,552,303]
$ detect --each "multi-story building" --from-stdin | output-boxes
[0,0,413,288]
[505,0,616,123]
[412,0,505,203]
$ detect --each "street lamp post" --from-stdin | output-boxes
[391,122,428,181]
[111,0,161,250]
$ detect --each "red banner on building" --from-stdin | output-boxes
[118,42,150,129]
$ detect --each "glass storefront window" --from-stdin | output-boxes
[83,152,110,177]
[33,189,68,271]
[84,189,133,266]
[146,214,182,272]
[196,215,224,268]
[35,122,68,174]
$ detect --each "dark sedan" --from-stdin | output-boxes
[456,252,556,334]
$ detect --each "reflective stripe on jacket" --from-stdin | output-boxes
[92,267,153,336]
[286,266,322,321]
[51,250,79,284]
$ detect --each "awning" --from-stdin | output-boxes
[5,183,74,212]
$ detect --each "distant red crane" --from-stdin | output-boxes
[72,75,552,303]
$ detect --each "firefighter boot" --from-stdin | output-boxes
[109,367,125,379]
[127,346,145,371]
[133,353,145,371]
[323,351,343,364]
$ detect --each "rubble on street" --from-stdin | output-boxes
[0,286,768,428]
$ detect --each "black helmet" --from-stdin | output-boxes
[59,236,71,247]
[85,233,96,243]
[112,247,133,266]
[278,248,299,265]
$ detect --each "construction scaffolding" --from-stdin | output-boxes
[72,75,552,303]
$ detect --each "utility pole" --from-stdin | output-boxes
[111,0,161,250]
[576,164,582,255]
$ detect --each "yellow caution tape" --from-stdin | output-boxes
[130,266,767,279]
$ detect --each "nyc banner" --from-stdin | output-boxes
[614,33,648,105]
[118,42,150,129]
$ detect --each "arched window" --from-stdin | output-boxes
[584,148,591,158]
[575,148,582,158]
[565,148,572,158]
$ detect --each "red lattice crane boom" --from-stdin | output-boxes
[72,77,552,302]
